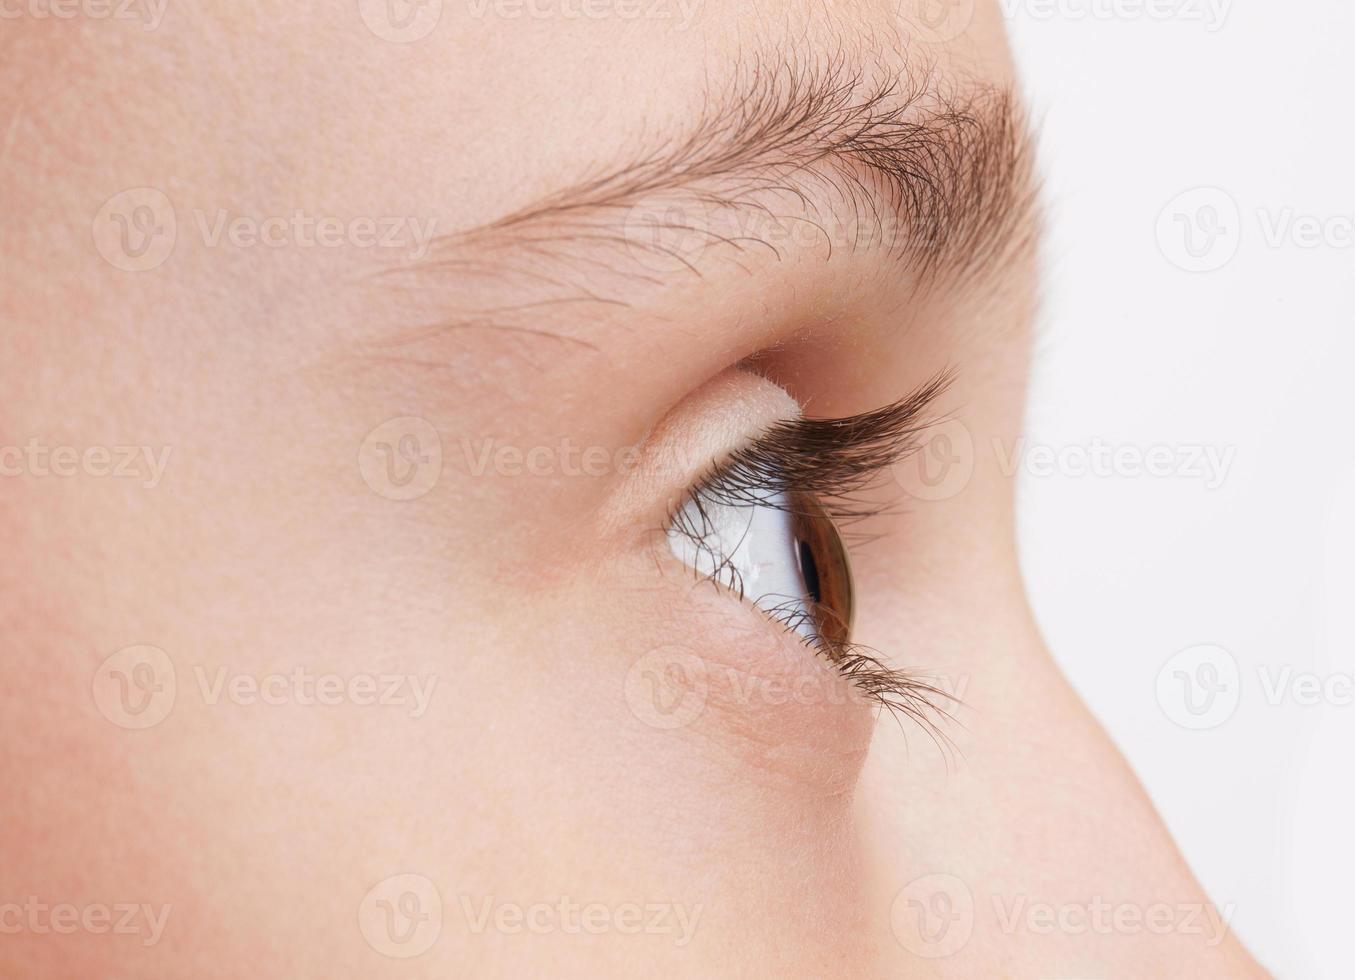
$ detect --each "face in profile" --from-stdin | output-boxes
[0,1,1268,977]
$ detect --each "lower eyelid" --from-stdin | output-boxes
[653,523,958,762]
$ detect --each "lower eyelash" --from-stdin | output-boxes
[755,591,959,739]
[668,370,962,744]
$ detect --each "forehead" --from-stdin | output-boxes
[4,0,1030,413]
[26,2,1014,224]
[370,1,1018,226]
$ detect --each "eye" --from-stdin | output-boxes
[667,487,855,655]
[657,374,959,734]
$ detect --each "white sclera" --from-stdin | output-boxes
[667,489,816,640]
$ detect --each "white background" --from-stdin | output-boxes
[1008,1,1354,976]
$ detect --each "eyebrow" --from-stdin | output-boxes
[408,54,1037,335]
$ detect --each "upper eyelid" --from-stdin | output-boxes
[685,370,954,525]
[593,370,801,539]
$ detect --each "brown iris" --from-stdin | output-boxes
[788,491,854,652]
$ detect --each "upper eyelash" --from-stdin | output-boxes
[667,370,961,748]
[683,370,954,527]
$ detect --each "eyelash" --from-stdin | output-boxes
[667,370,960,740]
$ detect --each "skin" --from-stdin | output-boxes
[0,0,1268,976]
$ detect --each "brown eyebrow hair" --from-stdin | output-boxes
[397,53,1038,337]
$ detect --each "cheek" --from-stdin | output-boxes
[412,556,880,961]
[473,577,881,964]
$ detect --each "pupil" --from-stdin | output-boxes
[797,538,822,607]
